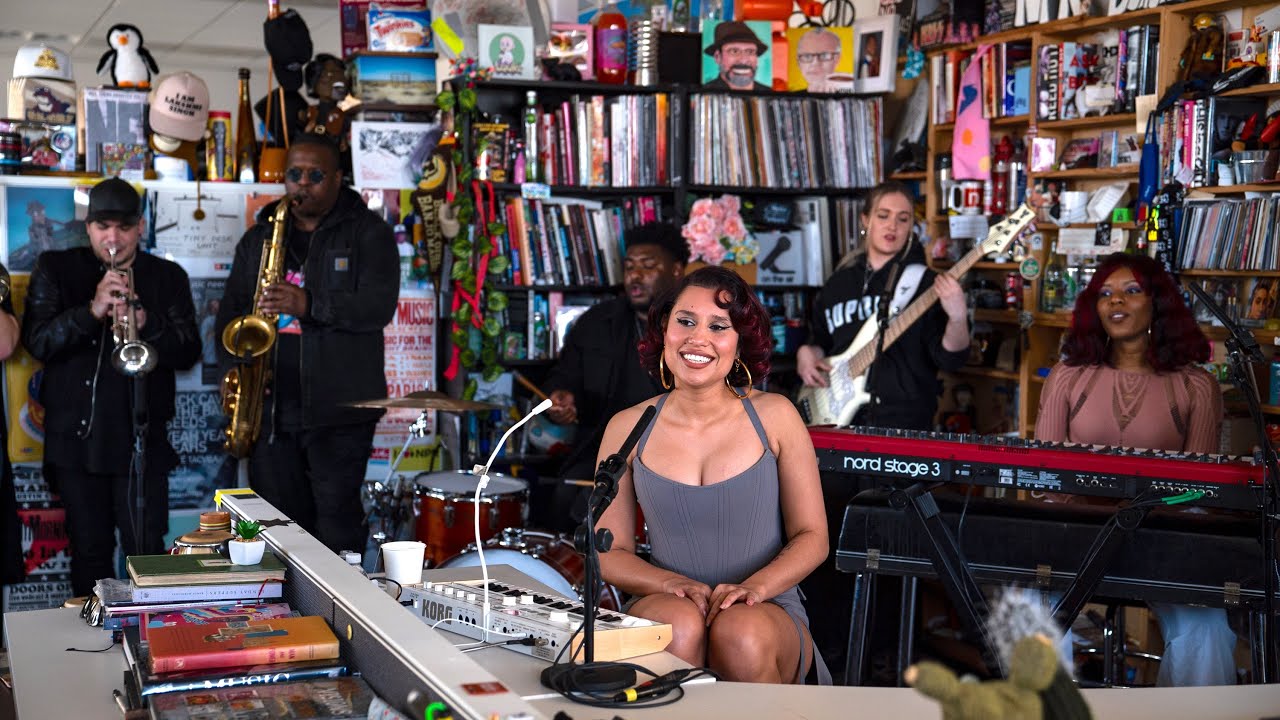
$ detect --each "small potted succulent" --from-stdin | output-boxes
[228,519,266,565]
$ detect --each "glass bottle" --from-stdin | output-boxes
[1042,242,1064,312]
[523,91,540,183]
[235,68,258,183]
[594,2,628,85]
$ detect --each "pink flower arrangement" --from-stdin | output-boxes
[681,195,759,266]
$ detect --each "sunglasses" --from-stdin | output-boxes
[285,167,327,184]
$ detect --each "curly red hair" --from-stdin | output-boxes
[1061,253,1209,372]
[638,266,772,388]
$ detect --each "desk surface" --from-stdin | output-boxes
[8,587,1280,719]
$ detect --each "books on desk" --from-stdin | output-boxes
[96,577,285,609]
[147,615,341,673]
[122,625,348,698]
[140,602,296,640]
[127,553,287,587]
[145,677,374,719]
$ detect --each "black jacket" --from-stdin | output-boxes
[542,297,662,480]
[22,247,200,471]
[215,187,399,429]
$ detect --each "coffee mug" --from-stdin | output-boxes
[946,180,983,215]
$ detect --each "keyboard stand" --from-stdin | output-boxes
[847,484,1156,684]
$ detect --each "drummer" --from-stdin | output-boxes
[542,223,688,531]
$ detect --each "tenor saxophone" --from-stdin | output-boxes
[220,197,290,458]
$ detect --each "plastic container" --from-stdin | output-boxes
[1232,150,1269,184]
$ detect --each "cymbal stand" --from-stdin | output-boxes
[370,411,433,542]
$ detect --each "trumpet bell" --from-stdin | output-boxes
[112,341,157,376]
[221,315,276,358]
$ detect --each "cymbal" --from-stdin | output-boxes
[342,391,501,412]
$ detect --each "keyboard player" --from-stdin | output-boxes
[1034,252,1234,687]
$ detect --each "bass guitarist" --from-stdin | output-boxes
[795,180,969,678]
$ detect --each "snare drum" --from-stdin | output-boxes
[441,528,621,610]
[414,471,528,567]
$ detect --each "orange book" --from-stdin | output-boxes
[148,615,339,674]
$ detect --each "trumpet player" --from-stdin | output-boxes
[22,178,200,597]
[215,135,398,555]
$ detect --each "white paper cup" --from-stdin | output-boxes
[381,541,426,585]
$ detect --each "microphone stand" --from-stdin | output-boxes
[1185,281,1278,682]
[131,375,150,555]
[544,404,656,695]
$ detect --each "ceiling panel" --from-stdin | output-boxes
[85,0,239,49]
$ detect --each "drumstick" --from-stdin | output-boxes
[512,370,550,401]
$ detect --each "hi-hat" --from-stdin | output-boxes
[342,390,500,413]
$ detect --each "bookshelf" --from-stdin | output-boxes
[923,1,1280,439]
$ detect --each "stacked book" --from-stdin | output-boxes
[95,553,288,631]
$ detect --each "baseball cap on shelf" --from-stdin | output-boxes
[86,177,142,224]
[12,42,73,81]
[149,72,210,142]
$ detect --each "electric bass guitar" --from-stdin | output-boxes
[797,204,1038,426]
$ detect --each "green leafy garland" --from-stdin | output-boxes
[437,59,509,389]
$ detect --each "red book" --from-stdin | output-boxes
[148,615,339,674]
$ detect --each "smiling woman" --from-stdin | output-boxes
[595,266,832,685]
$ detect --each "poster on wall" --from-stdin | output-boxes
[1,465,72,615]
[5,274,44,465]
[166,389,235,511]
[350,121,445,190]
[183,276,229,390]
[367,287,437,480]
[149,188,254,276]
[0,184,88,272]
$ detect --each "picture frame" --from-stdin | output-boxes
[478,24,537,80]
[350,120,445,189]
[853,14,899,95]
[700,20,773,91]
[786,26,855,93]
[548,22,593,81]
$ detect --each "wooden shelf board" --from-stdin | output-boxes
[686,184,854,196]
[1219,83,1280,99]
[1033,312,1072,328]
[1179,269,1280,278]
[934,122,955,132]
[1038,222,1139,231]
[972,262,1020,270]
[890,171,927,180]
[953,366,1021,381]
[1036,113,1137,131]
[490,182,676,195]
[993,114,1030,126]
[1226,402,1280,415]
[973,308,1020,323]
[1030,164,1138,179]
[1187,183,1280,194]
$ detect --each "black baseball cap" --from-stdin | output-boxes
[86,177,142,223]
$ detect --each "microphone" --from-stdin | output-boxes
[472,397,553,641]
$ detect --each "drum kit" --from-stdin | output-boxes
[348,388,629,608]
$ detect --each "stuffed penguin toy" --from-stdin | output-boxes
[97,24,158,88]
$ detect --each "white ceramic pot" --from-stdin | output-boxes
[228,538,266,565]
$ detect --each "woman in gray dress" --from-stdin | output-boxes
[597,266,830,684]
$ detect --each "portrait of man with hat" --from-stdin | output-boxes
[702,20,771,91]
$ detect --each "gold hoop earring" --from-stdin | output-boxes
[658,351,673,391]
[726,358,751,399]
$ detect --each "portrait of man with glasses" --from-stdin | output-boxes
[792,27,852,93]
[702,20,772,91]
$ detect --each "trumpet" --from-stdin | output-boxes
[108,247,157,376]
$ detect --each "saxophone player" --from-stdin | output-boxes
[215,134,399,554]
[22,178,200,597]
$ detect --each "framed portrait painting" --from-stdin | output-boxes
[786,26,855,93]
[700,20,773,91]
[853,14,899,95]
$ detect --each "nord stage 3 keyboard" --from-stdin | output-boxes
[403,579,671,662]
[811,427,1265,511]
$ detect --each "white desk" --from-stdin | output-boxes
[9,574,1280,719]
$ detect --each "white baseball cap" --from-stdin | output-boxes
[13,42,72,81]
[149,72,210,142]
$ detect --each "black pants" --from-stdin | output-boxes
[48,461,170,598]
[248,422,376,554]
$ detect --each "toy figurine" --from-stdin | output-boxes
[302,53,350,150]
[97,24,158,87]
[1177,14,1225,83]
